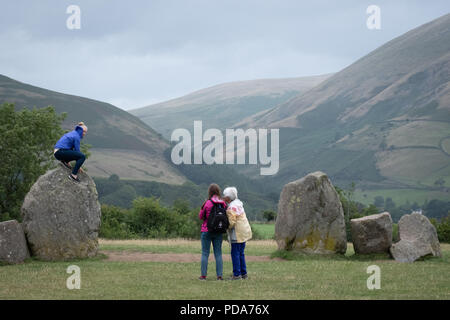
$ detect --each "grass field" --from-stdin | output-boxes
[251,223,275,239]
[353,188,450,207]
[1,239,449,300]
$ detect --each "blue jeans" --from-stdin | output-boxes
[200,232,223,277]
[231,242,247,277]
[54,149,85,175]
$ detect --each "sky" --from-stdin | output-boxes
[0,0,449,110]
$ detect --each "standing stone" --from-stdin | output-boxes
[0,220,30,264]
[275,171,347,254]
[390,213,441,263]
[21,166,101,261]
[350,212,392,254]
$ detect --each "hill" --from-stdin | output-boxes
[129,14,450,207]
[130,75,331,138]
[238,13,450,204]
[0,74,186,184]
[248,14,450,128]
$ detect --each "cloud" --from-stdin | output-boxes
[0,0,448,110]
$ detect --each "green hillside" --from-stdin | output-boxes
[0,74,186,184]
[130,75,331,138]
[235,13,450,204]
[130,14,450,208]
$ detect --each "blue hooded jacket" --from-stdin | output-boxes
[54,125,84,152]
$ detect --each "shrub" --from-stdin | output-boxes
[263,210,277,222]
[0,103,66,221]
[100,197,204,239]
[100,205,135,239]
[431,215,450,243]
[392,223,399,243]
[131,197,180,238]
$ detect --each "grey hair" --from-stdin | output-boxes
[223,187,238,201]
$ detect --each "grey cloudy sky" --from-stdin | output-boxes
[0,0,448,110]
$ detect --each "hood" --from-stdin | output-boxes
[75,125,84,139]
[228,199,244,215]
[211,195,226,205]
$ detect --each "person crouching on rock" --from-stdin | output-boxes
[223,187,252,280]
[53,122,88,183]
[198,183,227,281]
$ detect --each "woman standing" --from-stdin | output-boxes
[198,183,227,281]
[223,187,252,280]
[53,122,88,183]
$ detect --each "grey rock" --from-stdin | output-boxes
[21,166,101,261]
[275,171,347,254]
[0,220,30,264]
[390,213,441,262]
[351,212,392,254]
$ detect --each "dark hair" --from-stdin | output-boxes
[208,183,221,199]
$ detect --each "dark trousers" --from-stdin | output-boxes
[231,242,247,277]
[54,149,85,175]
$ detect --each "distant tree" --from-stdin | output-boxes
[109,174,120,183]
[374,196,385,209]
[385,197,396,212]
[263,210,277,222]
[424,200,450,220]
[434,178,445,187]
[341,182,356,221]
[430,214,450,243]
[173,199,191,216]
[267,192,279,203]
[101,184,137,208]
[361,204,379,216]
[0,103,65,221]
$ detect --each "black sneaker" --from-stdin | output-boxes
[59,161,72,170]
[217,276,224,281]
[68,174,80,183]
[241,274,248,279]
[229,275,242,280]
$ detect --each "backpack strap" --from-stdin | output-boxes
[203,198,214,220]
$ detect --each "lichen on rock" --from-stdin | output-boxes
[275,171,347,254]
[21,166,101,261]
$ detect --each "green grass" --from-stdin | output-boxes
[251,223,275,239]
[99,239,275,256]
[1,240,449,299]
[354,188,450,207]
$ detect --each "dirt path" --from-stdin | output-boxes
[101,250,282,263]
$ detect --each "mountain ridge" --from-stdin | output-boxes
[130,74,332,138]
[247,13,450,129]
[0,73,187,184]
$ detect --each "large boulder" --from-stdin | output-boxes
[350,212,392,254]
[390,213,441,263]
[21,166,101,261]
[275,171,347,254]
[0,220,30,264]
